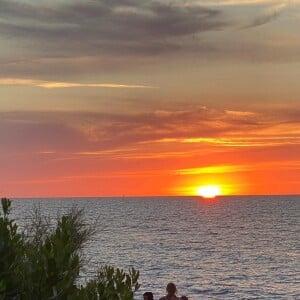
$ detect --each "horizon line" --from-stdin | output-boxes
[6,194,300,200]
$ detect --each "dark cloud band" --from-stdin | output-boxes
[0,0,225,55]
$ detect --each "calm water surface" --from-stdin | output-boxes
[11,196,300,299]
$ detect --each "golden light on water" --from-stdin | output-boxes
[196,185,221,198]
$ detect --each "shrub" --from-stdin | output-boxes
[0,198,140,300]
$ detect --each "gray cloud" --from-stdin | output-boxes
[0,0,225,56]
[0,0,231,79]
[0,0,298,79]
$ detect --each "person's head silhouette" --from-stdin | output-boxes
[143,291,154,300]
[166,282,177,296]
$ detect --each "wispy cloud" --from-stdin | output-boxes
[243,2,287,28]
[195,0,290,6]
[225,110,257,117]
[173,160,300,175]
[0,78,156,89]
[173,164,250,175]
[0,106,299,155]
[181,136,300,147]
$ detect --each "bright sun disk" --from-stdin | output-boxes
[196,185,221,198]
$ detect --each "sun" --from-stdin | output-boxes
[196,185,221,198]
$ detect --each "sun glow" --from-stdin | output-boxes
[196,185,221,198]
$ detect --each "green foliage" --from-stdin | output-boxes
[0,198,23,299]
[95,266,140,300]
[0,198,140,300]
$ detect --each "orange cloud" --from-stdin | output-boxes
[0,106,299,197]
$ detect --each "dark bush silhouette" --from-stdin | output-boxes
[0,198,140,300]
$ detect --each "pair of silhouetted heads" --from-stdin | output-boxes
[144,283,188,300]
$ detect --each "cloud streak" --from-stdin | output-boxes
[0,78,156,89]
[243,2,287,28]
[1,106,299,155]
[195,0,290,6]
[173,160,300,175]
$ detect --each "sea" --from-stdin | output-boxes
[9,196,300,299]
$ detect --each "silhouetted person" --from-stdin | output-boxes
[159,282,180,300]
[144,292,154,300]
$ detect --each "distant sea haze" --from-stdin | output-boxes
[12,196,300,299]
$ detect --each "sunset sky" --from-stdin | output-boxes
[1,0,300,197]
